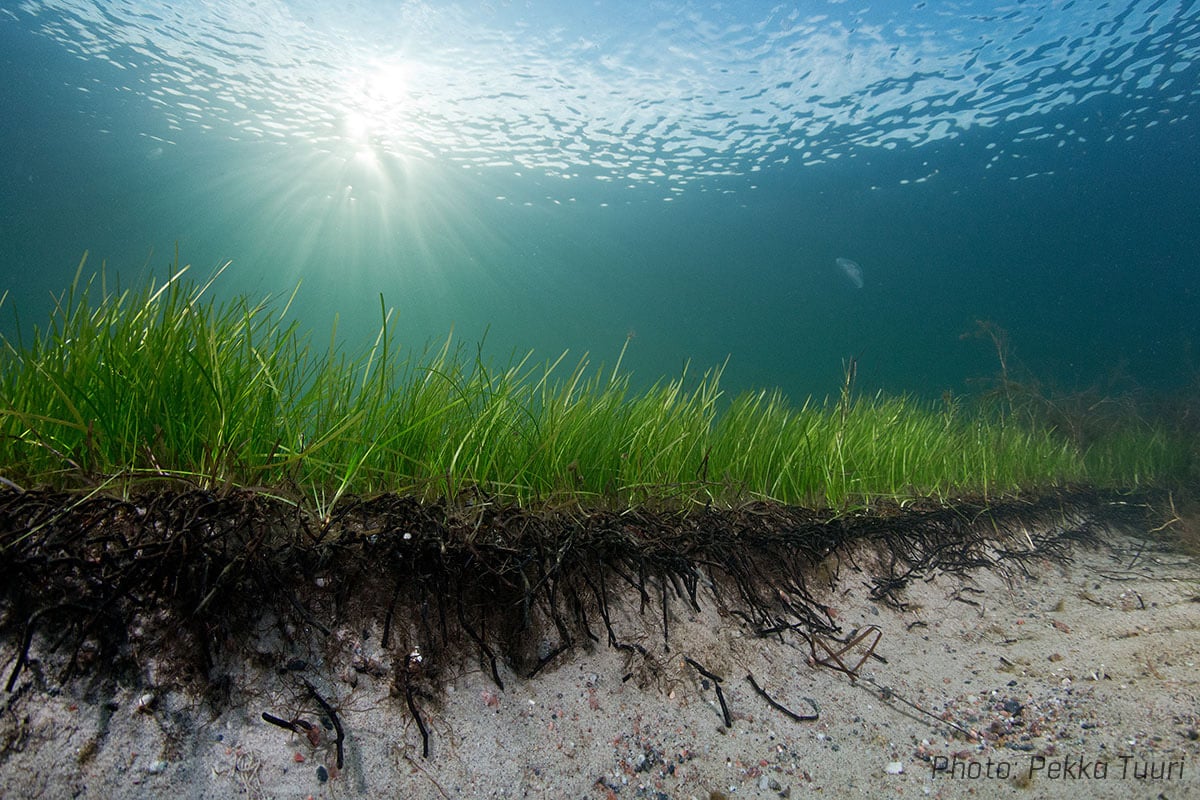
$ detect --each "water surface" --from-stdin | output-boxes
[1,1,1197,398]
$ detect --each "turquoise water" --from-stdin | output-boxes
[1,1,1198,401]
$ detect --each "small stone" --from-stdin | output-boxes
[135,693,155,714]
[145,759,168,774]
[316,765,329,783]
[885,761,905,775]
[756,774,782,790]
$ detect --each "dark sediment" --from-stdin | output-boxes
[0,485,1171,703]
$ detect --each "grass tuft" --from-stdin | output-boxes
[0,257,1190,514]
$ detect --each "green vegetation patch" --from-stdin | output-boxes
[0,258,1193,757]
[0,257,1186,514]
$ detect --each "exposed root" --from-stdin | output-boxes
[0,486,1167,708]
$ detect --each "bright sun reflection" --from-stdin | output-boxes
[343,109,374,144]
[210,52,514,318]
[340,60,412,147]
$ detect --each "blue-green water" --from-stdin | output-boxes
[2,1,1198,401]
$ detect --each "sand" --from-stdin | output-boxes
[1,526,1197,799]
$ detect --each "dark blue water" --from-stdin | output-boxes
[2,1,1198,401]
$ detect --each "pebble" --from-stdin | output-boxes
[885,761,905,775]
[316,764,329,783]
[145,759,168,774]
[758,774,783,790]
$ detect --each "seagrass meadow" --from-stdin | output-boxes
[0,258,1190,508]
[6,2,1200,793]
[0,260,1196,768]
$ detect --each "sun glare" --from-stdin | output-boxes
[343,109,374,144]
[340,60,412,148]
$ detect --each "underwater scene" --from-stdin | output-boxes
[4,5,1200,799]
[2,0,1197,404]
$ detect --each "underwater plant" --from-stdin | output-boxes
[0,258,1187,518]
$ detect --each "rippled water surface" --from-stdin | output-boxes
[1,0,1198,396]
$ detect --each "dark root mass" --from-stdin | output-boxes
[0,487,1169,706]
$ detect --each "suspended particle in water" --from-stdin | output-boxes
[836,257,864,289]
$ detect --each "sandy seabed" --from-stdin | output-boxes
[1,527,1197,800]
